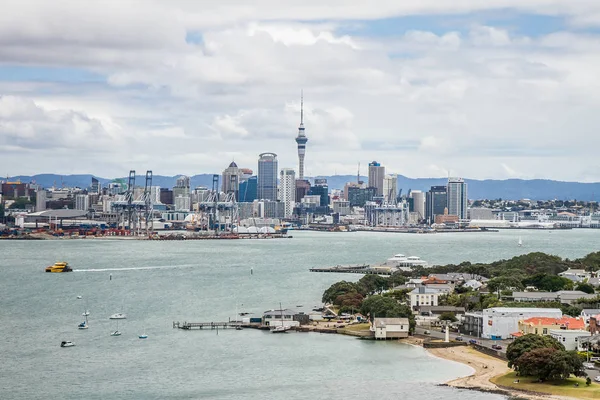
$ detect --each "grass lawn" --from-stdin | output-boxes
[492,371,600,399]
[339,323,371,332]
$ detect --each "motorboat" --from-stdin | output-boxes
[45,262,73,273]
[270,325,291,333]
[61,341,75,347]
[109,313,127,320]
[78,320,88,329]
[82,311,90,316]
[76,295,82,299]
[110,331,122,336]
[138,334,148,339]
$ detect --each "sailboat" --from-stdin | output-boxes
[518,236,523,247]
[270,303,291,333]
[110,320,121,336]
[78,314,89,329]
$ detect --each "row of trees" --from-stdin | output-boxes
[506,334,585,381]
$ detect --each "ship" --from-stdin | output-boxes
[45,262,73,273]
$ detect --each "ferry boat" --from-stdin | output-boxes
[45,262,73,273]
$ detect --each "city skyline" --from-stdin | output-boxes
[2,2,600,181]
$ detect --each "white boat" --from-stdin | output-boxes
[82,311,90,316]
[76,295,82,299]
[518,237,523,247]
[139,333,148,339]
[61,341,75,347]
[109,313,127,320]
[270,325,291,333]
[78,314,89,329]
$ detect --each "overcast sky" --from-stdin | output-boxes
[1,1,600,181]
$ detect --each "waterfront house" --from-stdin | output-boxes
[409,287,442,311]
[373,318,409,339]
[482,307,562,340]
[517,316,585,336]
[550,330,591,351]
[262,309,299,328]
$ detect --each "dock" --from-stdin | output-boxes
[173,321,242,330]
[309,264,393,275]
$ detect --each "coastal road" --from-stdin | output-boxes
[415,327,510,354]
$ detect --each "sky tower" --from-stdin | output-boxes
[295,91,308,180]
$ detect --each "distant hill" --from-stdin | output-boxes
[5,173,600,201]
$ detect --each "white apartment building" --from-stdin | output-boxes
[482,307,562,339]
[75,194,89,211]
[410,287,442,310]
[278,168,296,218]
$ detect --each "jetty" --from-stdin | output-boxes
[309,264,393,275]
[173,321,242,330]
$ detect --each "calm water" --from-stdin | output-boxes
[2,229,599,399]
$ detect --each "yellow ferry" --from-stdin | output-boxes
[45,262,73,273]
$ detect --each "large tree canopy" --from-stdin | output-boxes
[506,334,565,368]
[360,295,415,332]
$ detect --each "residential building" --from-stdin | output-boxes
[332,200,350,216]
[517,316,585,336]
[409,190,425,221]
[425,186,447,224]
[447,177,467,220]
[308,184,328,207]
[373,318,409,339]
[368,161,385,196]
[347,186,376,207]
[75,194,89,211]
[410,287,442,310]
[550,330,591,351]
[90,177,100,194]
[460,312,484,337]
[258,153,278,201]
[160,188,173,205]
[174,195,191,211]
[255,200,285,219]
[295,179,311,203]
[558,269,591,283]
[590,315,600,335]
[279,168,296,218]
[382,174,397,204]
[482,307,562,340]
[511,290,597,305]
[582,309,600,324]
[469,208,493,220]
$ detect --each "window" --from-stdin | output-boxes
[535,328,538,334]
[543,328,547,335]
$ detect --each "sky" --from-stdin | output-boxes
[1,1,600,182]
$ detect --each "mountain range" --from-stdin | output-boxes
[5,174,600,201]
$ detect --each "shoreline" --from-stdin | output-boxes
[423,344,577,400]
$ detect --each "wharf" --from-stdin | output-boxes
[309,264,392,275]
[173,321,243,330]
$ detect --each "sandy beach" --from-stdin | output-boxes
[427,345,577,400]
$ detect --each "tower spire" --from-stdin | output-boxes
[295,90,308,180]
[300,89,304,125]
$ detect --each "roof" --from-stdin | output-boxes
[485,307,562,313]
[418,306,466,313]
[511,332,524,337]
[228,161,238,168]
[374,317,409,327]
[263,309,295,317]
[559,269,588,275]
[521,316,585,330]
[581,309,600,316]
[26,209,87,218]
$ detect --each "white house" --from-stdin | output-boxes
[550,329,591,351]
[373,317,410,339]
[482,307,562,339]
[463,280,484,290]
[262,309,299,328]
[410,287,442,310]
[581,309,600,324]
[558,269,591,283]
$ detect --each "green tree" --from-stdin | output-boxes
[506,334,565,369]
[575,282,595,294]
[438,312,457,323]
[335,291,364,313]
[388,273,407,288]
[546,351,585,380]
[322,281,362,304]
[8,197,33,209]
[487,276,524,293]
[522,274,574,292]
[514,347,558,378]
[357,275,388,295]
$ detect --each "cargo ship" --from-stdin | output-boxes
[45,262,73,273]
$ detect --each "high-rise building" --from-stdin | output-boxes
[36,190,47,212]
[91,177,100,194]
[279,168,296,218]
[75,194,89,211]
[174,195,191,211]
[447,177,468,220]
[368,161,385,196]
[308,184,329,207]
[425,186,447,224]
[409,190,425,221]
[173,175,191,199]
[150,186,162,205]
[347,186,376,207]
[239,176,258,202]
[258,153,278,201]
[222,161,241,200]
[295,92,308,180]
[160,188,174,205]
[382,174,397,204]
[295,179,311,203]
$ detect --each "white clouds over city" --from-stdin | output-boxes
[1,1,600,180]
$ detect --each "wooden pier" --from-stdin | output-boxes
[309,265,392,275]
[173,321,242,330]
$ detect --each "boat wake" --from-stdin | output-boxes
[74,264,196,272]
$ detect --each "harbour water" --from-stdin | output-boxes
[2,229,599,399]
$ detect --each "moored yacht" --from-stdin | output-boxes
[109,313,126,320]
